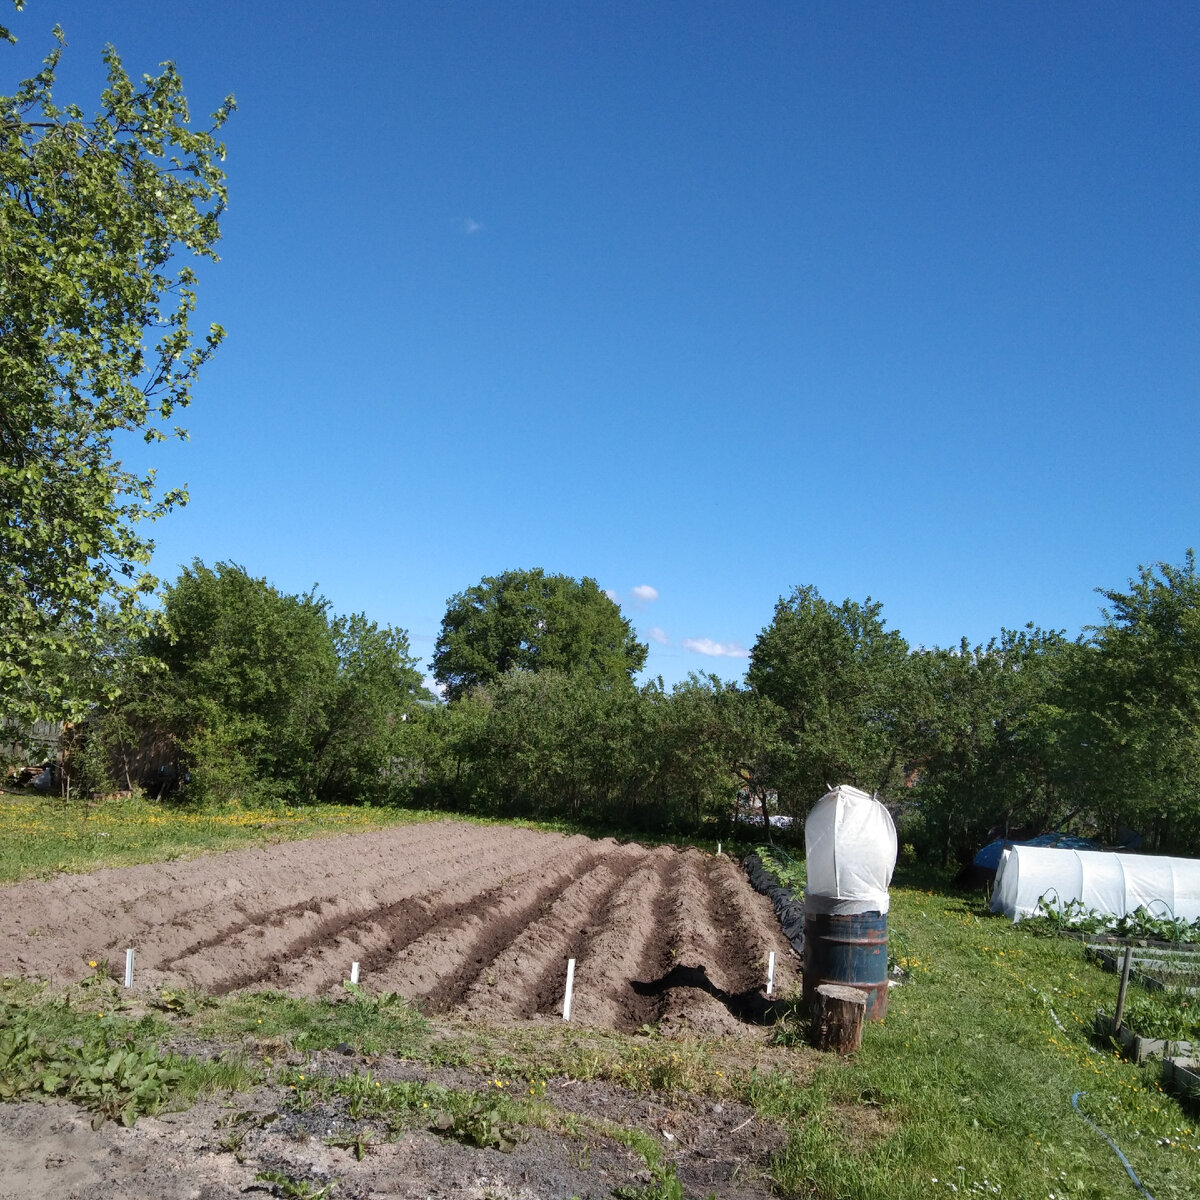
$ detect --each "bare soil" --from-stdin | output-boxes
[0,821,802,1198]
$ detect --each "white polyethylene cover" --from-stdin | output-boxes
[991,845,1200,923]
[804,785,898,915]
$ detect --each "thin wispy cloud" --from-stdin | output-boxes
[631,584,659,603]
[648,626,670,645]
[462,217,483,234]
[682,637,749,658]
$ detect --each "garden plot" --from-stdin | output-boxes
[1087,942,1200,993]
[0,821,796,1035]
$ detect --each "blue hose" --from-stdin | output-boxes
[1071,1091,1155,1199]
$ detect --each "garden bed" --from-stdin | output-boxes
[1162,1056,1200,1109]
[1094,1011,1195,1065]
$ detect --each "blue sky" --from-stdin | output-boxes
[10,2,1199,689]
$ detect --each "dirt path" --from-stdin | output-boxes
[0,820,797,1035]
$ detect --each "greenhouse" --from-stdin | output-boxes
[991,844,1200,923]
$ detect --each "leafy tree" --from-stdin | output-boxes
[315,613,428,804]
[424,668,646,822]
[0,16,233,726]
[147,562,337,803]
[142,562,425,805]
[432,569,647,701]
[1070,553,1200,852]
[902,627,1081,863]
[646,675,786,835]
[746,585,909,811]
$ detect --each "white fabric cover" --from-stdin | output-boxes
[804,784,897,915]
[991,845,1200,922]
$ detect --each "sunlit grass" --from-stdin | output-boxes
[0,792,443,883]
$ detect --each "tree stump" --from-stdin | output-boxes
[810,983,868,1053]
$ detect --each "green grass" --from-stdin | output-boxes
[0,790,449,883]
[762,880,1200,1200]
[198,983,430,1057]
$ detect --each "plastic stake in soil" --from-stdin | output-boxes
[767,950,776,996]
[124,947,134,988]
[563,957,576,1021]
[717,842,721,856]
[350,961,360,984]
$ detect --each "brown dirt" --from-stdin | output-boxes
[0,820,799,1033]
[0,821,804,1198]
[0,1062,788,1200]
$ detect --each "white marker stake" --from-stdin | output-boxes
[717,842,721,856]
[766,950,775,997]
[562,958,576,1021]
[350,961,360,984]
[124,947,135,989]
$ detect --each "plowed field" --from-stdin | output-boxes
[0,821,796,1035]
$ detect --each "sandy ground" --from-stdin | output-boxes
[0,821,798,1034]
[1,822,801,1198]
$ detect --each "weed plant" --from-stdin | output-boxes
[200,984,429,1057]
[1024,895,1200,945]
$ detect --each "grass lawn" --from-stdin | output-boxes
[0,790,444,883]
[1,800,1198,1197]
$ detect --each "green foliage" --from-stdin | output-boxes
[0,1001,184,1127]
[139,561,424,805]
[432,1096,528,1152]
[756,844,806,892]
[253,1170,335,1200]
[1024,896,1200,944]
[1070,552,1200,852]
[412,669,777,833]
[611,1162,686,1200]
[747,585,909,814]
[902,626,1082,863]
[432,568,647,701]
[1119,991,1200,1042]
[0,21,233,726]
[204,984,429,1057]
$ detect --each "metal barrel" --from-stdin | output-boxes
[802,910,889,1022]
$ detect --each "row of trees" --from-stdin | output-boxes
[45,554,1200,863]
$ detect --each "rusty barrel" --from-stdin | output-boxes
[802,909,889,1022]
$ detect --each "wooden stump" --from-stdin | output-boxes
[810,983,868,1054]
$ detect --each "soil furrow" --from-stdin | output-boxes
[449,844,647,1020]
[704,853,799,995]
[171,830,575,995]
[560,848,676,1031]
[0,820,802,1040]
[516,849,655,1019]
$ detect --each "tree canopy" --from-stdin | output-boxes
[0,20,233,726]
[746,585,910,811]
[143,561,425,805]
[432,568,647,701]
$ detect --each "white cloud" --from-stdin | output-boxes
[647,626,669,645]
[604,588,619,601]
[631,584,659,603]
[681,637,749,658]
[462,217,483,234]
[422,675,447,699]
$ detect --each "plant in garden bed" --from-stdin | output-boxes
[1023,895,1200,945]
[755,844,806,892]
[1118,991,1200,1043]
